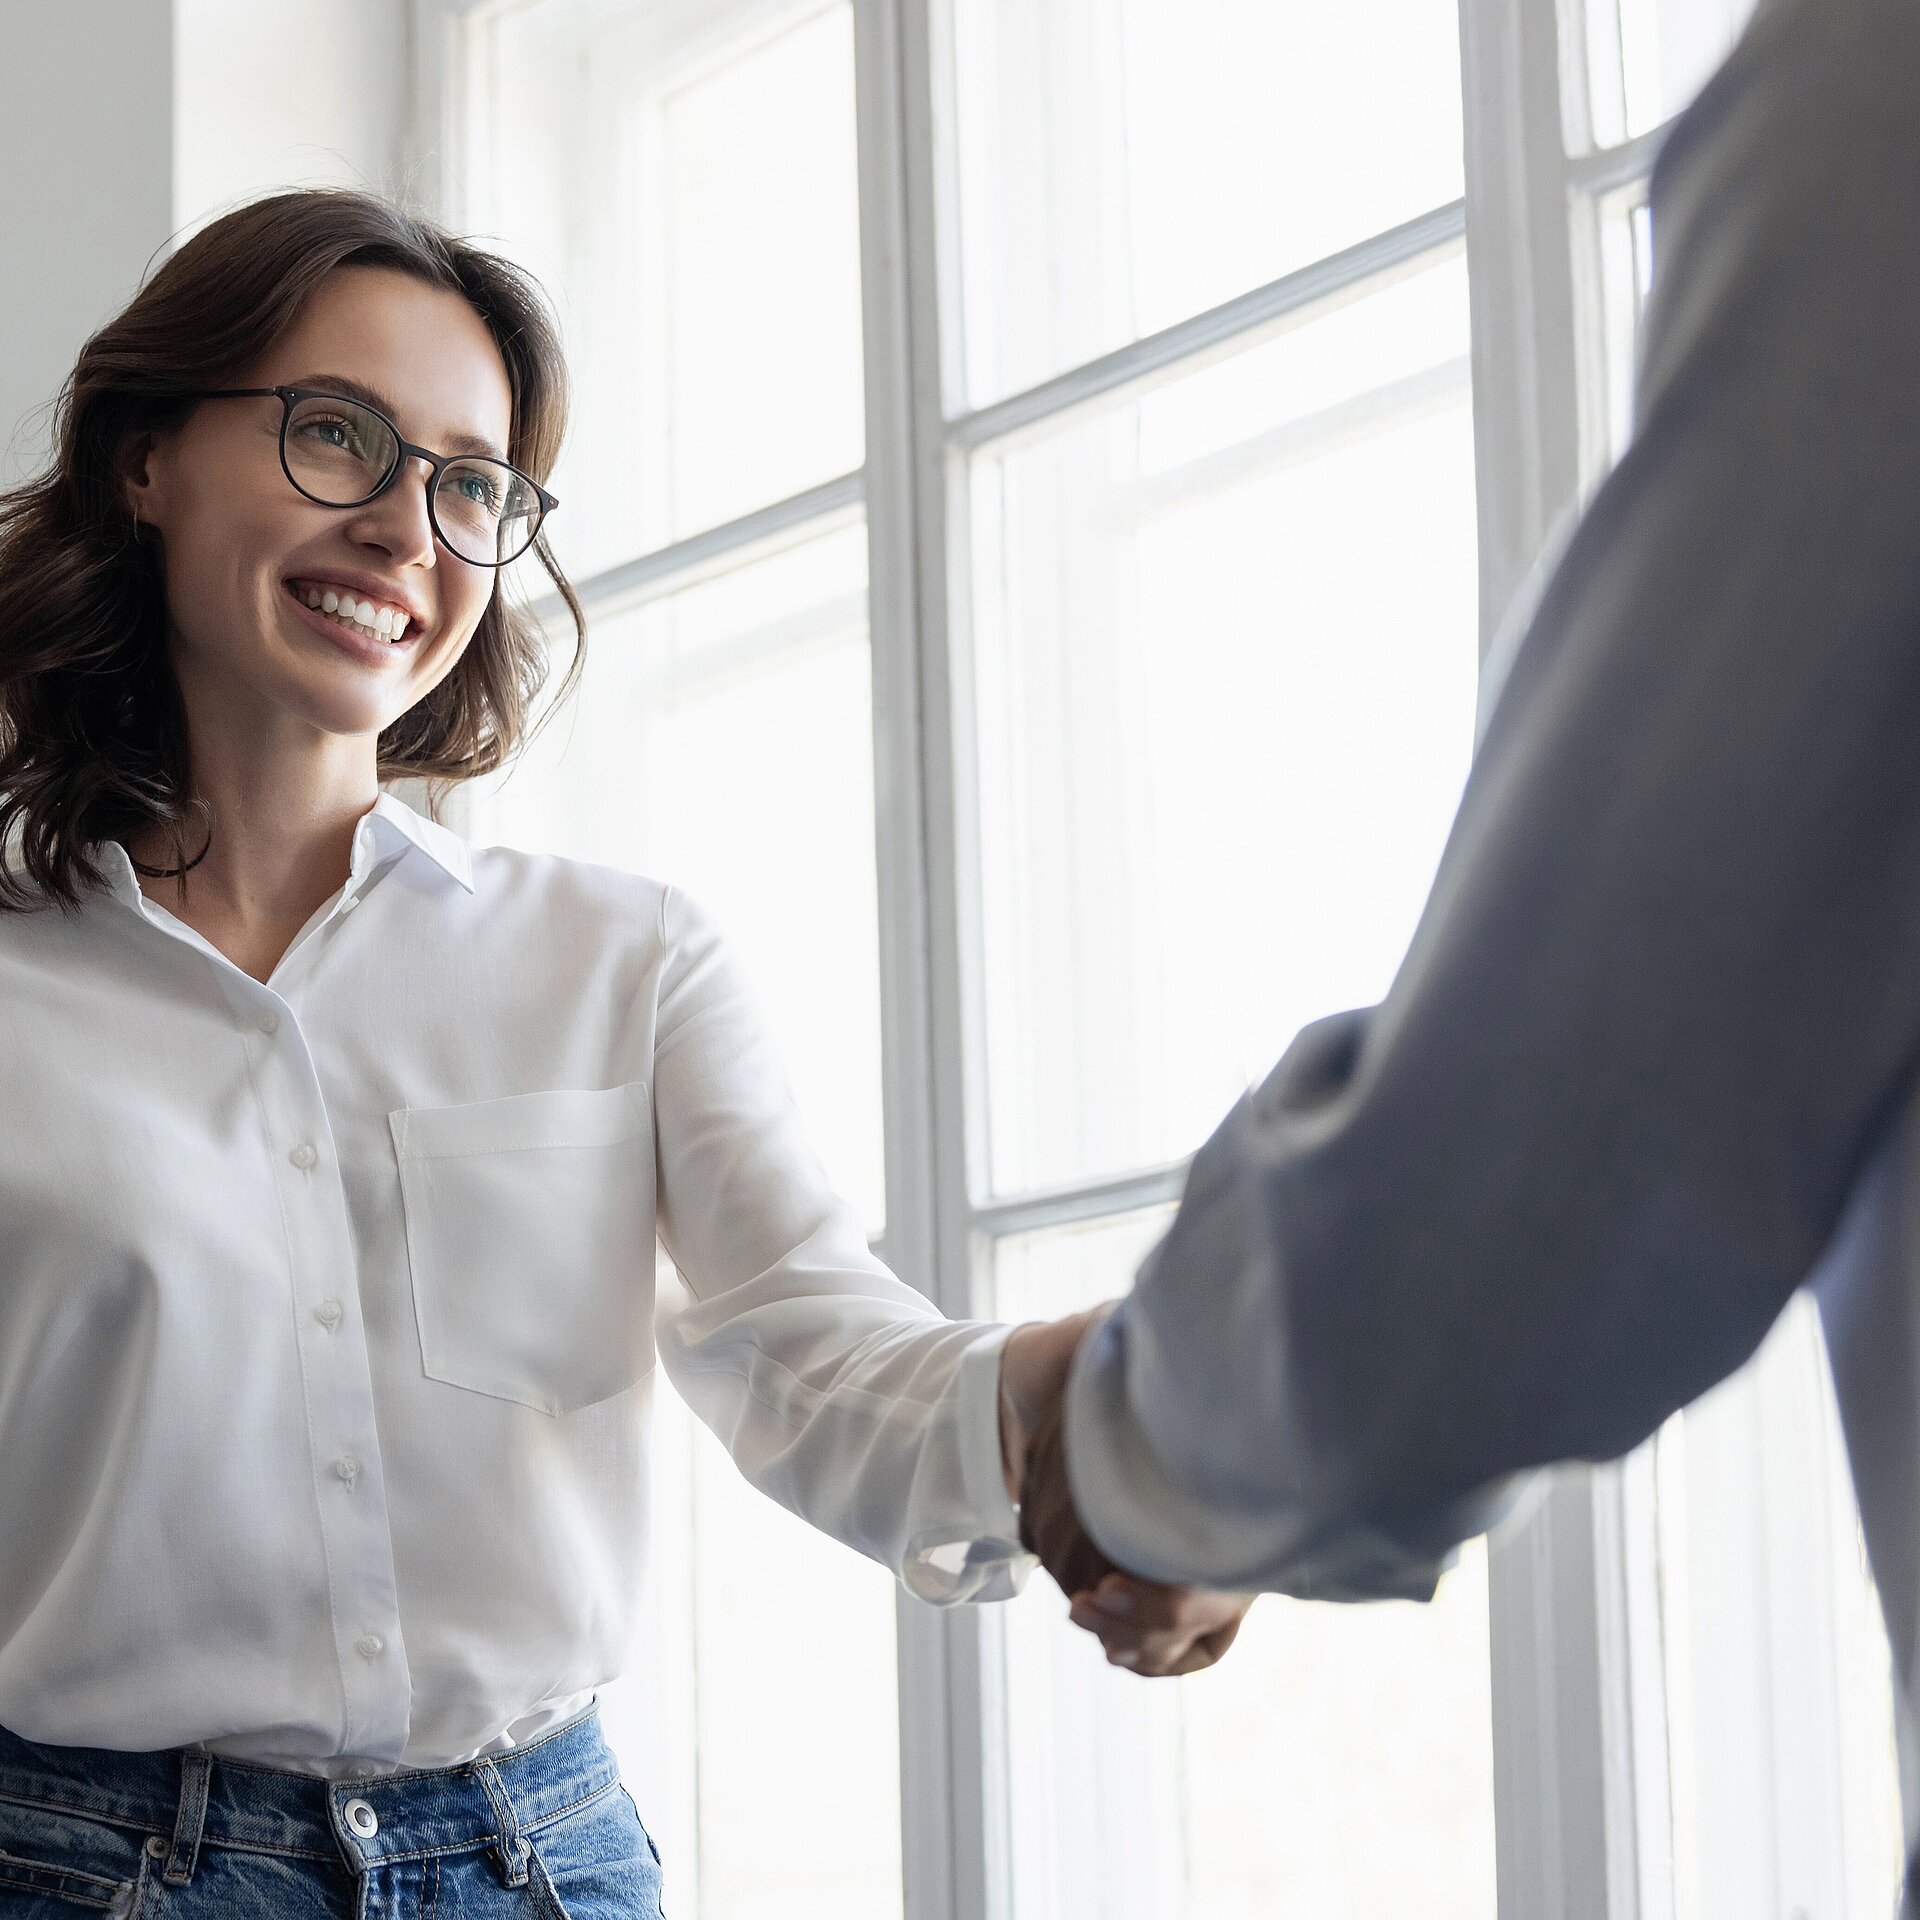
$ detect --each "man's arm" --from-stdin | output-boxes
[1051,0,1920,1595]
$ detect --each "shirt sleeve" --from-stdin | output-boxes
[649,883,1034,1605]
[1065,0,1920,1595]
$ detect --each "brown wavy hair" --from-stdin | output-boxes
[0,187,586,911]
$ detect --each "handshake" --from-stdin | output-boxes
[997,1307,1253,1677]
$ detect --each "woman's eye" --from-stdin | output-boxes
[455,472,501,513]
[298,413,363,453]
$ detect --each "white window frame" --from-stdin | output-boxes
[409,2,1890,1913]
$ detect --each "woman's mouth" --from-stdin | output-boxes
[282,579,421,661]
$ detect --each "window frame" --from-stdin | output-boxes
[413,1,1888,1913]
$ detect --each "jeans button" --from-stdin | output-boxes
[344,1798,379,1838]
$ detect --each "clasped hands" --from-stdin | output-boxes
[998,1308,1253,1677]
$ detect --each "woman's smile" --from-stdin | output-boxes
[280,577,422,665]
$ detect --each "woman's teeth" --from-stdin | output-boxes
[294,583,412,644]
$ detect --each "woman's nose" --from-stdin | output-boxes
[348,453,438,564]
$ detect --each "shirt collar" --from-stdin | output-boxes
[356,790,475,893]
[90,788,475,912]
[91,841,147,915]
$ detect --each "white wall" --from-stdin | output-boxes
[0,0,418,489]
[172,0,414,238]
[0,1,175,487]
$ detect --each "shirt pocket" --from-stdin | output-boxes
[390,1083,656,1416]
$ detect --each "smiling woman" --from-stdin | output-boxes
[0,187,1217,1919]
[0,190,584,916]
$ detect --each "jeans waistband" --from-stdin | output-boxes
[0,1702,617,1890]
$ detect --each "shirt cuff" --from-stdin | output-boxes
[955,1322,1023,1544]
[898,1325,1035,1607]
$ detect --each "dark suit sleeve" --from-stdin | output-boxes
[1062,0,1920,1592]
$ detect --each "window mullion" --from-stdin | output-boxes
[1458,1,1643,1916]
[854,2,1010,1918]
[1458,0,1585,656]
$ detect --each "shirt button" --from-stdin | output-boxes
[332,1454,361,1487]
[344,1798,379,1838]
[355,1633,385,1660]
[339,893,361,914]
[289,1142,318,1171]
[312,1300,344,1332]
[255,1008,280,1035]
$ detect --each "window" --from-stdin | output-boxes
[422,0,1903,1913]
[949,21,1494,1905]
[948,1,1464,401]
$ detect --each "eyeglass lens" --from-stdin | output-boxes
[282,393,542,566]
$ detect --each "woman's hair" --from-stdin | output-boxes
[0,186,586,911]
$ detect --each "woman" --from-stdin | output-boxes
[0,189,1247,1917]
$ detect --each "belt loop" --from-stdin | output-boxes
[473,1757,529,1888]
[161,1747,213,1888]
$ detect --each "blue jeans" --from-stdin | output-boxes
[0,1700,665,1917]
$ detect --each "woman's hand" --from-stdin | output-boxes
[998,1310,1254,1677]
[997,1308,1106,1506]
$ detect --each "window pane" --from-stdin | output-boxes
[950,0,1466,406]
[995,1210,1497,1920]
[1596,191,1902,1918]
[680,1357,902,1920]
[597,1302,904,1920]
[1639,1302,1903,1915]
[1582,0,1758,147]
[1596,189,1654,471]
[969,256,1478,1196]
[474,0,865,576]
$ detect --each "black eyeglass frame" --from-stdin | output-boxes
[183,385,559,569]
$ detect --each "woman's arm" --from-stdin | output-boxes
[649,882,1028,1604]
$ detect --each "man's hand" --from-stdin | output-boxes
[999,1311,1254,1677]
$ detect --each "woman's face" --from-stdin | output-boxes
[125,265,517,749]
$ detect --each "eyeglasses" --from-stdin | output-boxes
[183,385,558,568]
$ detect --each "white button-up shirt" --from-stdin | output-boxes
[0,793,1027,1777]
